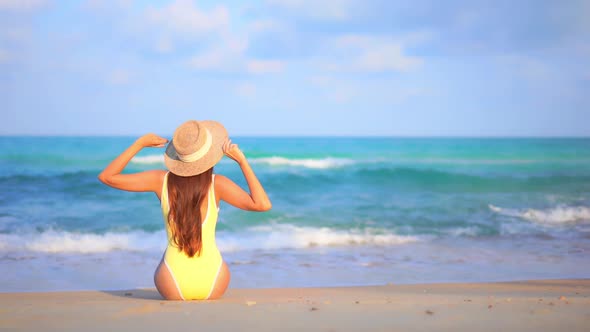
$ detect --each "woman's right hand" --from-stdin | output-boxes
[99,133,168,193]
[223,138,246,164]
[137,133,168,148]
[217,137,272,212]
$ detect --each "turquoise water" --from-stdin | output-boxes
[1,137,589,291]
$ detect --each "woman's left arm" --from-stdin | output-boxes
[98,133,168,193]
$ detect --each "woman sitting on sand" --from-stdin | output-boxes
[98,120,271,300]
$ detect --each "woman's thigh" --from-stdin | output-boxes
[208,261,230,300]
[153,258,183,300]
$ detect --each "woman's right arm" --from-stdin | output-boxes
[98,133,168,193]
[216,138,271,212]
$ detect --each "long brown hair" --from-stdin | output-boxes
[167,168,213,257]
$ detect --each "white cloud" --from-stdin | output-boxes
[320,35,423,73]
[145,0,229,36]
[142,0,257,68]
[189,49,227,70]
[267,0,355,20]
[190,47,285,74]
[188,37,248,71]
[188,37,285,74]
[131,1,289,74]
[79,0,290,75]
[84,0,132,11]
[308,75,430,105]
[246,60,285,74]
[0,0,47,11]
[357,43,422,72]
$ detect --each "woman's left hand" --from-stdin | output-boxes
[137,133,168,148]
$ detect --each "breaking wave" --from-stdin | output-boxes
[0,225,418,254]
[489,204,590,226]
[250,156,355,169]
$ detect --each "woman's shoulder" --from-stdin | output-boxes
[213,173,228,184]
[143,170,168,187]
[147,169,169,177]
[212,174,234,191]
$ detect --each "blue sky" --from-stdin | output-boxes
[1,0,589,136]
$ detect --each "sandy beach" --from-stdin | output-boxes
[1,279,588,331]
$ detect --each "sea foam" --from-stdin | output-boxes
[131,155,164,165]
[131,155,355,169]
[218,224,418,252]
[250,156,354,169]
[0,225,417,254]
[489,204,590,226]
[0,230,165,254]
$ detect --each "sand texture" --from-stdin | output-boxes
[1,279,589,331]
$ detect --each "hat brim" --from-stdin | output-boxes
[164,120,228,177]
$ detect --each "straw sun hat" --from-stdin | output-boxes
[164,120,228,177]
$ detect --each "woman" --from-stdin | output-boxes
[98,120,271,300]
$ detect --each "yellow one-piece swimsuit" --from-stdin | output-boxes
[160,172,223,300]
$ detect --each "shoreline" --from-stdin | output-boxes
[2,276,589,294]
[2,279,589,331]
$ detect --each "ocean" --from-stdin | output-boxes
[1,136,589,292]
